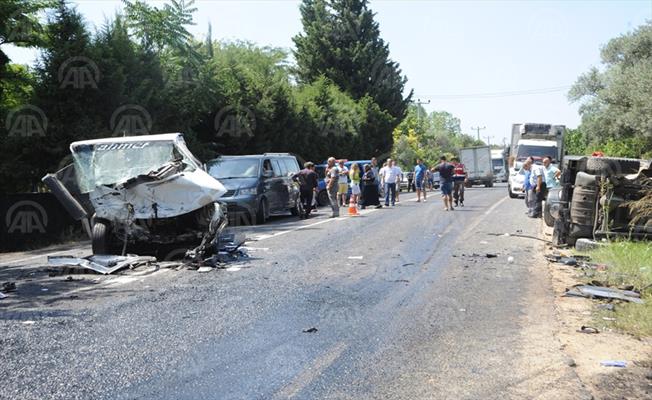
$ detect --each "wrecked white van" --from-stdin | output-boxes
[43,133,228,257]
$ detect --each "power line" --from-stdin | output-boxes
[415,85,572,100]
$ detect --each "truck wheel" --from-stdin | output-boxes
[92,221,111,255]
[586,157,640,176]
[543,202,555,227]
[317,190,329,207]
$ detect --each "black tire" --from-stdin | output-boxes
[317,190,329,207]
[543,201,555,227]
[92,221,111,255]
[508,184,518,199]
[586,157,640,176]
[254,199,267,225]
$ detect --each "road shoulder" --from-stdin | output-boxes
[542,225,652,399]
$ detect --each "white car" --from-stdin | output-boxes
[507,163,526,199]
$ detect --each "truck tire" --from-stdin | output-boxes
[586,157,640,176]
[543,201,555,227]
[92,221,113,255]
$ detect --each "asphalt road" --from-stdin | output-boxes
[0,184,590,400]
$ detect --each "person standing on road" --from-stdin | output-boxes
[436,156,455,211]
[380,158,400,207]
[451,157,467,207]
[543,156,561,190]
[393,160,403,203]
[371,157,381,192]
[361,164,382,209]
[522,157,533,211]
[528,160,546,218]
[325,157,340,218]
[414,159,427,202]
[294,161,319,219]
[349,162,361,207]
[337,160,349,207]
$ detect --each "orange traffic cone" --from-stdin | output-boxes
[348,201,359,216]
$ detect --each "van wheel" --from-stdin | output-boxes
[317,190,329,207]
[254,199,267,225]
[92,221,112,255]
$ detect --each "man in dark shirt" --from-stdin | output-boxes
[294,161,319,218]
[436,155,455,211]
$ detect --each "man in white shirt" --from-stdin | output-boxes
[380,158,401,207]
[528,161,545,218]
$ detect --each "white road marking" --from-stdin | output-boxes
[274,341,348,399]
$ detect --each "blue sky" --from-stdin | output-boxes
[5,0,651,145]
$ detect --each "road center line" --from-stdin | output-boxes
[274,341,348,399]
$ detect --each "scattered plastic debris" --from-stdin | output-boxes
[226,267,241,272]
[348,256,364,260]
[564,285,643,304]
[48,254,156,275]
[197,267,213,273]
[0,292,7,300]
[302,327,318,333]
[507,256,515,263]
[600,360,627,368]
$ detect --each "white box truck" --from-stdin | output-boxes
[460,146,494,187]
[509,123,565,166]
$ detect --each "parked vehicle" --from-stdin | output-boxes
[549,155,648,247]
[42,133,229,256]
[460,146,494,187]
[508,123,565,167]
[207,153,303,224]
[507,162,526,198]
[491,149,508,182]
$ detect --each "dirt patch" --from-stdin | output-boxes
[542,226,652,399]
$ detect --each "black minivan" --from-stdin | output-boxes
[207,153,303,224]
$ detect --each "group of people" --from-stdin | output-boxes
[520,155,561,218]
[293,156,470,218]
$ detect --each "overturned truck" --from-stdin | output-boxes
[547,156,652,247]
[42,133,228,258]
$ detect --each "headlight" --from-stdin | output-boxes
[238,187,257,196]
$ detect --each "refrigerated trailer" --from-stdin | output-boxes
[460,146,494,187]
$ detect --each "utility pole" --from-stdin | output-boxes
[484,136,491,146]
[470,126,486,141]
[413,98,431,121]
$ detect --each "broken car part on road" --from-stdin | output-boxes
[564,285,644,304]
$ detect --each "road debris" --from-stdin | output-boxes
[0,292,7,300]
[2,282,16,292]
[48,254,156,275]
[577,326,599,334]
[564,285,644,304]
[302,327,318,333]
[600,360,627,368]
[197,267,213,273]
[485,253,498,258]
[348,256,364,260]
[507,256,515,263]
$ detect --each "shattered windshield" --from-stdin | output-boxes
[72,140,193,193]
[208,158,260,179]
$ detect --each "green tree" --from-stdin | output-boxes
[569,21,652,156]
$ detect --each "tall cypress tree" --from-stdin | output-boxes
[293,0,412,121]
